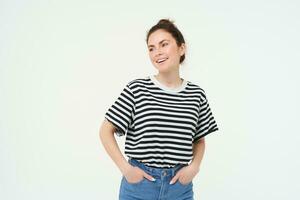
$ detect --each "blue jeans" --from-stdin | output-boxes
[119,158,194,200]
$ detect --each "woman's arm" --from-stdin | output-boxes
[99,118,131,175]
[190,138,206,169]
[99,119,155,182]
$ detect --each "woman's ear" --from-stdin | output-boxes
[179,43,186,56]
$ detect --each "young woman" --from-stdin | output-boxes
[99,18,219,200]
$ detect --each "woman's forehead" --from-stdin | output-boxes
[148,30,173,45]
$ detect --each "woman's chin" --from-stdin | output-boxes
[154,65,172,73]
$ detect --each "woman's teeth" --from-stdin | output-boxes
[157,58,168,63]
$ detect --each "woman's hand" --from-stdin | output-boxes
[169,164,199,185]
[123,165,156,184]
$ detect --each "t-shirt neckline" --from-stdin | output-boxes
[149,74,187,93]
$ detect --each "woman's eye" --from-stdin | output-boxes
[162,43,168,47]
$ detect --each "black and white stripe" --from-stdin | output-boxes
[105,75,219,168]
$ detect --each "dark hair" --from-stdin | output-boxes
[146,18,186,64]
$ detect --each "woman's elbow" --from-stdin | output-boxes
[99,118,116,140]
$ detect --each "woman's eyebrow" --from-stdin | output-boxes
[148,39,170,48]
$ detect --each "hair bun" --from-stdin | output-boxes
[157,18,174,26]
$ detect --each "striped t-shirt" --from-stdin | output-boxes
[104,74,219,168]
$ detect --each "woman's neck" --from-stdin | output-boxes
[154,72,183,89]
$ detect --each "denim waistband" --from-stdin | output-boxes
[128,158,188,177]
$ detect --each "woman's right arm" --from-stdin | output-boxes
[99,118,155,182]
[99,118,131,175]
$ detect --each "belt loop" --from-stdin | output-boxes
[172,165,178,177]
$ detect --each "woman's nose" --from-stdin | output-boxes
[155,48,163,56]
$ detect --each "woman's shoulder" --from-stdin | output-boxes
[125,76,150,87]
[122,76,150,88]
[185,79,206,92]
[184,79,209,103]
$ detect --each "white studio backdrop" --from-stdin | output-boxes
[1,0,299,199]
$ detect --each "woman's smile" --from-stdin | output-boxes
[156,57,168,64]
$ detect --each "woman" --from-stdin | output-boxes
[99,18,219,200]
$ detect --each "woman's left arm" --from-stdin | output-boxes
[190,138,206,169]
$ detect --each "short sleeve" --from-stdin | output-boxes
[193,90,219,143]
[104,83,135,137]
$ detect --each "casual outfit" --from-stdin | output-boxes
[104,74,219,199]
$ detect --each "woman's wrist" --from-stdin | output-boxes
[120,161,132,175]
[190,161,200,170]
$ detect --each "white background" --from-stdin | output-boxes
[1,0,299,199]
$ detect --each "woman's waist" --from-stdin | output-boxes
[128,158,189,177]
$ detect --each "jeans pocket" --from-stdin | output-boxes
[123,176,145,185]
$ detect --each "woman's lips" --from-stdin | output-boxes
[156,58,168,64]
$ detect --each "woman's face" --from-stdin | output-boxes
[147,29,185,73]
